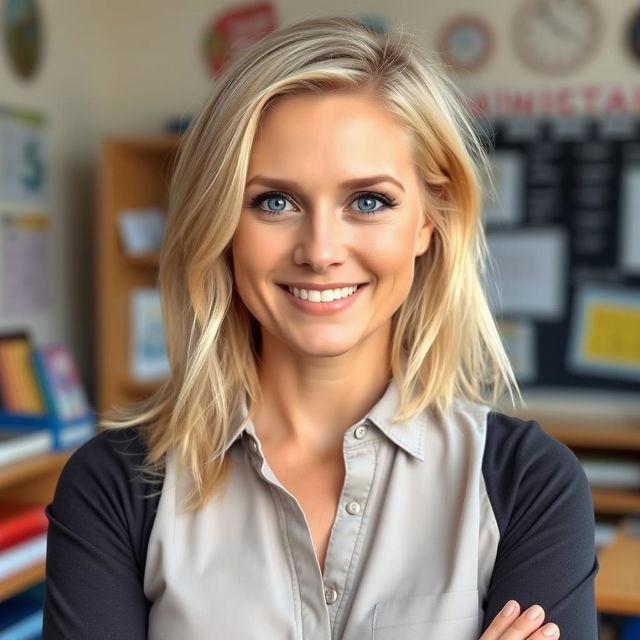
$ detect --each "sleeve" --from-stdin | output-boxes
[42,426,162,640]
[480,412,600,640]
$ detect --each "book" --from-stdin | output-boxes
[579,456,640,489]
[117,206,166,255]
[0,334,45,415]
[130,288,170,382]
[0,532,47,581]
[0,502,48,551]
[0,582,44,640]
[0,429,52,467]
[32,345,90,421]
[0,339,95,451]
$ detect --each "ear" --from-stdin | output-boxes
[415,213,435,257]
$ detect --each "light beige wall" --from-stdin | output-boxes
[0,0,114,393]
[101,0,640,135]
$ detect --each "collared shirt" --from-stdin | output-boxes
[43,378,599,639]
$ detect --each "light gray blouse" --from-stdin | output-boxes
[145,380,498,639]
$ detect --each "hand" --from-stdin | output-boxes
[479,600,560,639]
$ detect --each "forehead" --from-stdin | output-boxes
[248,91,416,182]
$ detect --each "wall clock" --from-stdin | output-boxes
[626,6,640,63]
[437,15,493,72]
[512,0,602,75]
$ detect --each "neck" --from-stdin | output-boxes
[252,326,392,459]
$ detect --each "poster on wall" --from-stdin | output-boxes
[484,228,567,320]
[568,284,640,381]
[0,106,47,204]
[3,0,43,80]
[1,213,52,315]
[202,2,277,77]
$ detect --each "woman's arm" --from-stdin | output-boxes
[480,413,600,639]
[42,428,159,639]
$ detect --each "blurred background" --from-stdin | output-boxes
[0,0,639,638]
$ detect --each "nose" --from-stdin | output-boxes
[293,207,348,272]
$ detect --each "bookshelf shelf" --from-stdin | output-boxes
[544,422,640,451]
[0,451,70,603]
[595,519,640,615]
[0,451,70,493]
[0,563,45,602]
[591,488,640,515]
[125,252,161,269]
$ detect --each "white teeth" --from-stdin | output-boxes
[287,285,359,302]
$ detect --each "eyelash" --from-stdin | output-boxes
[246,190,400,217]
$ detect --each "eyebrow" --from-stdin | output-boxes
[245,174,405,193]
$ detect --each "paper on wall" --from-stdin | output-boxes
[568,284,640,381]
[497,319,537,383]
[0,105,47,204]
[483,150,525,226]
[484,228,567,320]
[619,166,640,274]
[1,213,52,315]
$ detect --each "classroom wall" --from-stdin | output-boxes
[99,0,640,135]
[0,0,113,395]
[2,0,639,411]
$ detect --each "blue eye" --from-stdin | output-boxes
[353,195,384,214]
[246,190,399,217]
[249,191,295,215]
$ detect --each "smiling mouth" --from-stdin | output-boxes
[278,283,367,302]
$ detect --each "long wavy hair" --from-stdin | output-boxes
[101,15,521,510]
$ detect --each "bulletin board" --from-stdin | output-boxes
[481,116,640,392]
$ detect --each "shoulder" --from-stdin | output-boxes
[482,411,592,537]
[59,425,151,478]
[50,426,163,569]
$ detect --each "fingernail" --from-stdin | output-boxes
[542,623,559,637]
[501,600,516,616]
[526,605,543,619]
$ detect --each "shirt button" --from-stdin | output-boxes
[346,501,361,515]
[249,439,258,453]
[354,425,368,439]
[324,587,338,604]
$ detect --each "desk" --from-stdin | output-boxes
[596,519,640,616]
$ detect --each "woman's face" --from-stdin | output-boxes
[232,91,434,358]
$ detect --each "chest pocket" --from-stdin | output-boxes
[372,589,480,640]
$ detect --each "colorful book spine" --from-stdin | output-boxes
[0,532,47,581]
[0,582,45,640]
[0,338,45,415]
[0,503,48,551]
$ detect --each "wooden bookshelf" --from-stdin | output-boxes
[596,519,640,615]
[96,136,180,413]
[0,451,71,600]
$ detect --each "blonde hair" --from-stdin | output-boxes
[101,15,521,510]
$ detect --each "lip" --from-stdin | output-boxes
[279,283,368,315]
[279,281,367,290]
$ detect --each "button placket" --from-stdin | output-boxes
[321,434,377,635]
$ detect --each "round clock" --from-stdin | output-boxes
[626,7,640,63]
[512,0,602,75]
[437,15,493,72]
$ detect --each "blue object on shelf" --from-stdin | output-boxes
[621,616,640,640]
[0,410,95,450]
[0,582,44,640]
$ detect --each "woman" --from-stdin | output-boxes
[43,16,598,640]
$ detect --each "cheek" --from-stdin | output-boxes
[363,224,418,271]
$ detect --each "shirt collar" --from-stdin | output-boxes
[224,376,426,461]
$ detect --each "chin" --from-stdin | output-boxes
[291,337,357,358]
